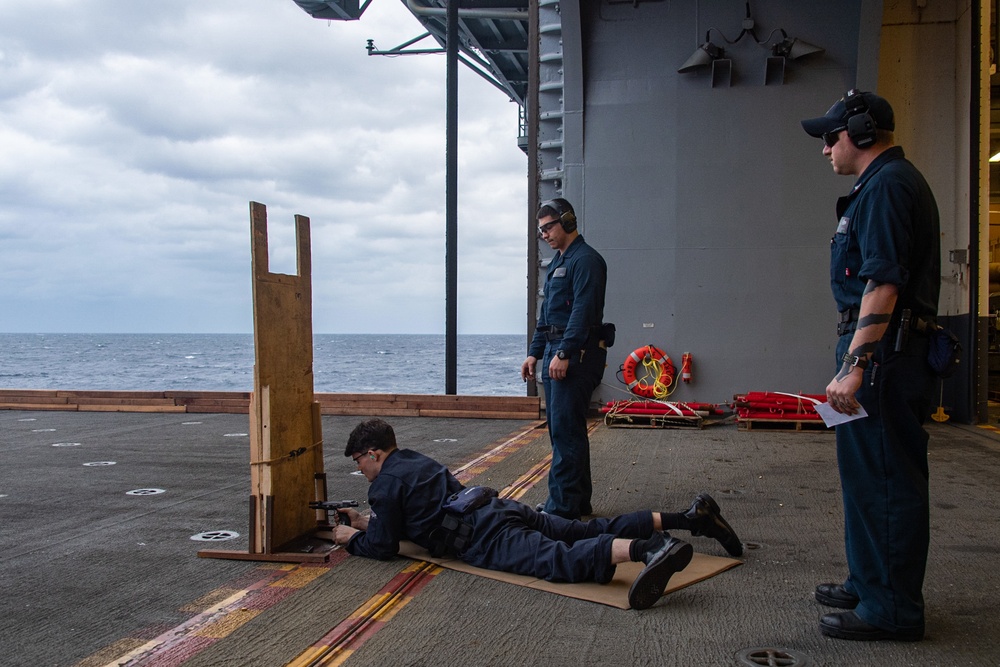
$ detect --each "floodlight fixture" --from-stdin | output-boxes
[770,30,825,60]
[678,38,725,73]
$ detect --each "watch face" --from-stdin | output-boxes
[557,350,567,360]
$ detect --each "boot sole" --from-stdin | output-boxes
[628,541,693,610]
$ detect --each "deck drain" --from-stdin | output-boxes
[83,461,116,466]
[191,530,240,541]
[52,442,81,447]
[126,488,166,496]
[736,647,810,667]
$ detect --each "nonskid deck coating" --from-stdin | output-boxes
[1,409,998,666]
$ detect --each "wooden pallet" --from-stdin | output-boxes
[736,417,830,432]
[604,411,705,429]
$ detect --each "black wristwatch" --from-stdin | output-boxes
[841,353,869,370]
[556,350,569,360]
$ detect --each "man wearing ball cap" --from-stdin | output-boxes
[801,90,940,642]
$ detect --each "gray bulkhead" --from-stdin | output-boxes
[529,0,973,415]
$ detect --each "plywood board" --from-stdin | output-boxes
[247,202,324,553]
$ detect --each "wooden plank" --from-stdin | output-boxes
[418,409,540,420]
[165,390,252,400]
[315,395,538,412]
[316,394,406,406]
[0,395,70,404]
[197,548,331,563]
[185,405,249,414]
[315,397,405,410]
[0,403,79,411]
[318,406,422,417]
[404,397,527,410]
[316,392,420,402]
[396,393,539,407]
[737,418,829,432]
[77,404,187,413]
[73,397,178,406]
[176,398,251,408]
[315,392,539,406]
[57,390,168,399]
[0,389,70,398]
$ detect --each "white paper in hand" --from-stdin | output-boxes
[814,401,868,427]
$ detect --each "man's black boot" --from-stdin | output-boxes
[628,534,693,610]
[819,611,924,642]
[684,493,743,557]
[815,583,859,609]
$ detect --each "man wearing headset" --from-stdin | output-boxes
[801,91,940,642]
[520,198,608,521]
[334,418,743,610]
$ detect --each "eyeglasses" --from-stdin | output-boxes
[822,127,846,148]
[537,220,560,235]
[351,452,366,466]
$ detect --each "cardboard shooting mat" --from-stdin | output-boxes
[398,541,742,609]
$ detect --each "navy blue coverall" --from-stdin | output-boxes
[346,448,652,583]
[829,146,940,635]
[528,235,608,519]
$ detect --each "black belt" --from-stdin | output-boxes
[544,327,564,342]
[837,307,936,337]
[537,324,602,343]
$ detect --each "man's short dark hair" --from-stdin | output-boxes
[536,197,574,221]
[345,418,397,457]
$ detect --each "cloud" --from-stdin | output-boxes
[0,0,527,334]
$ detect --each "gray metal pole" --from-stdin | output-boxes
[445,0,458,395]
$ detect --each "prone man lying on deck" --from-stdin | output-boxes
[332,418,743,610]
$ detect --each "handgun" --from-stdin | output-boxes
[309,499,359,525]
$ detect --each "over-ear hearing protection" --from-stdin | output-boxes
[843,89,877,149]
[540,198,578,233]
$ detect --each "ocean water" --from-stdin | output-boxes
[0,333,528,396]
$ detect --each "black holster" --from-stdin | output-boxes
[428,514,475,558]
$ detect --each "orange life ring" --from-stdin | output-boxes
[622,345,675,398]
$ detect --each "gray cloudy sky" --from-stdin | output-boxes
[0,0,527,335]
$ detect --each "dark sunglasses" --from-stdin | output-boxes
[822,127,846,148]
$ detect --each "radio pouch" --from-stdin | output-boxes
[442,486,498,515]
[927,326,961,378]
[601,322,616,348]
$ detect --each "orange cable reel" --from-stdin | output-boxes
[621,344,676,399]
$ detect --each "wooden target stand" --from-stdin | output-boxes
[199,202,337,563]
